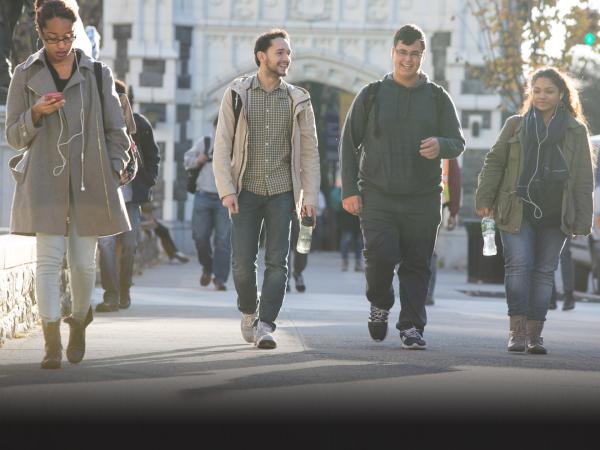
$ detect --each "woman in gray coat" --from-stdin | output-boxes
[4,0,130,369]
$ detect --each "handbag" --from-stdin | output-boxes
[186,136,211,194]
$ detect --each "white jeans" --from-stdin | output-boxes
[36,218,98,323]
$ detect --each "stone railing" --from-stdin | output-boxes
[0,224,160,347]
[0,235,38,347]
[1,103,160,345]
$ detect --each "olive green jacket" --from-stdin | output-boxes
[475,114,594,235]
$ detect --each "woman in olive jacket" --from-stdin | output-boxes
[4,1,130,369]
[475,67,593,355]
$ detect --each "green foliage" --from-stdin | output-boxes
[467,0,600,112]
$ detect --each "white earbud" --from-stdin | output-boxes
[53,51,86,192]
[524,105,558,219]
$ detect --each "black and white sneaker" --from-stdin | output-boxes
[400,327,427,350]
[368,305,389,341]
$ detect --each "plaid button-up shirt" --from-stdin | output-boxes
[242,75,293,196]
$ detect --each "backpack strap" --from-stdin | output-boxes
[204,135,212,161]
[363,80,382,120]
[232,90,242,131]
[230,90,242,158]
[355,80,382,155]
[94,61,103,113]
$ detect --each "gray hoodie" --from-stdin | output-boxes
[339,72,465,199]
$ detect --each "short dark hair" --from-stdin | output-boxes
[35,0,78,30]
[393,24,426,51]
[254,29,289,67]
[114,79,127,95]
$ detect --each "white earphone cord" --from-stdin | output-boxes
[523,105,559,219]
[53,53,86,192]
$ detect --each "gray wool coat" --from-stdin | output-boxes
[4,49,131,237]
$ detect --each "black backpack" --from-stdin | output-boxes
[94,61,141,184]
[186,136,212,194]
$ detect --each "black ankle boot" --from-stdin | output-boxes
[562,292,575,311]
[41,321,62,369]
[64,307,93,364]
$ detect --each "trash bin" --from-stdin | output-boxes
[463,218,505,284]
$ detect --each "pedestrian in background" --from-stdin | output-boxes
[96,80,160,312]
[476,67,593,355]
[330,172,363,272]
[339,24,465,349]
[4,0,130,368]
[184,117,231,291]
[549,236,575,311]
[426,158,461,306]
[139,202,190,263]
[213,29,320,349]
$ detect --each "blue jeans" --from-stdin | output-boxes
[232,190,294,329]
[98,202,141,304]
[192,191,232,284]
[500,220,567,321]
[340,230,363,262]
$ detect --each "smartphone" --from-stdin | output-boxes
[45,92,63,102]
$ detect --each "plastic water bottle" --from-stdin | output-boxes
[296,216,314,254]
[481,217,497,256]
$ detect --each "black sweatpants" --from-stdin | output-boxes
[360,189,441,332]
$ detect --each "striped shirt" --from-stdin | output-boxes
[242,75,293,196]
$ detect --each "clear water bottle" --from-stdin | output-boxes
[296,216,314,254]
[481,217,497,256]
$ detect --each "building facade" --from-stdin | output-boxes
[100,0,501,224]
[0,0,502,266]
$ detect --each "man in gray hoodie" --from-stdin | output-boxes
[339,24,465,349]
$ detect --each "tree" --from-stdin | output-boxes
[467,0,600,112]
[12,0,103,67]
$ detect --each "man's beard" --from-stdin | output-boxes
[265,58,288,77]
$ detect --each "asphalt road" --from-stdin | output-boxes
[1,251,599,433]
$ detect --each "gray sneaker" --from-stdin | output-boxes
[254,321,277,349]
[400,327,427,350]
[240,312,256,343]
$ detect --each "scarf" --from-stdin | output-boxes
[516,105,569,217]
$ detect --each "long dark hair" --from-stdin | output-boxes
[35,0,78,30]
[520,67,587,127]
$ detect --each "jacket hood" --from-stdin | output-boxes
[382,71,429,90]
[230,73,311,106]
[513,110,589,135]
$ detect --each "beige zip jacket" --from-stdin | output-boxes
[5,49,131,237]
[212,74,320,213]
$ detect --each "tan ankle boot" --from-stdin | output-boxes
[526,320,547,355]
[507,315,527,352]
[41,320,62,369]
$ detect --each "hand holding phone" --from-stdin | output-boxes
[32,92,65,123]
[44,92,64,102]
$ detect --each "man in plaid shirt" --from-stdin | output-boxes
[212,29,320,349]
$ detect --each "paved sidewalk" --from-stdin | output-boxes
[1,251,599,427]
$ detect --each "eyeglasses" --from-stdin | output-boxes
[42,34,76,45]
[394,49,423,59]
